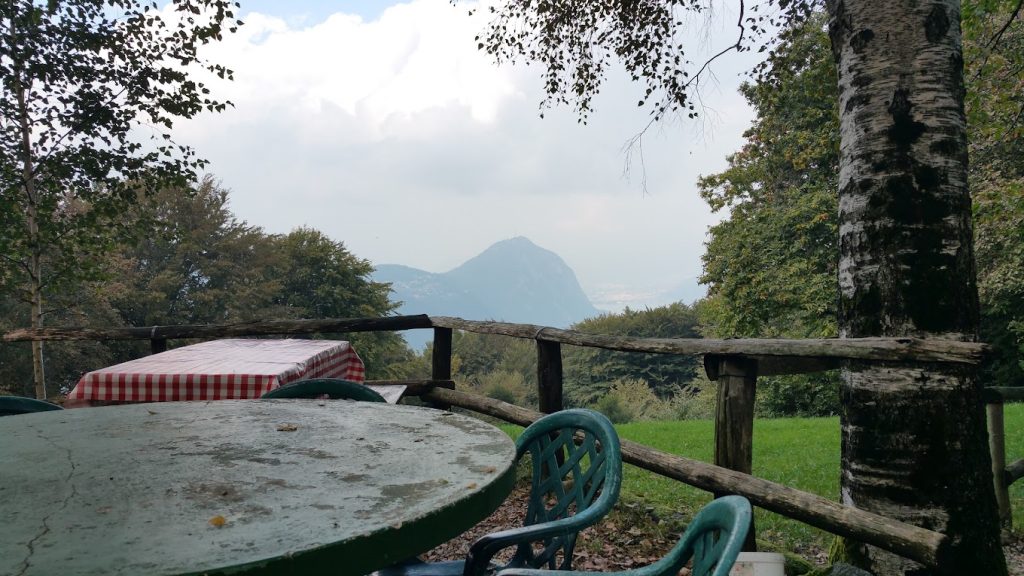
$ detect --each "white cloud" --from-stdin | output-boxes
[173,0,758,310]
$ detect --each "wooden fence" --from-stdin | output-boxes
[3,314,1008,570]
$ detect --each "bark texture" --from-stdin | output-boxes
[13,49,46,400]
[827,0,1006,573]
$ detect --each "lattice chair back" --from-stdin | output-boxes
[0,395,64,417]
[494,495,752,576]
[508,408,622,570]
[374,409,622,576]
[260,378,386,402]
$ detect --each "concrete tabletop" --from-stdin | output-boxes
[0,400,517,575]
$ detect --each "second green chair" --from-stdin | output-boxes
[496,495,752,576]
[260,378,386,402]
[0,395,64,417]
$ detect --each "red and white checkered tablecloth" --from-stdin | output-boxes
[66,339,364,406]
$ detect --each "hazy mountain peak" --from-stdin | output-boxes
[373,238,600,348]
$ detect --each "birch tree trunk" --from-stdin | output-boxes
[12,26,47,400]
[827,0,1006,573]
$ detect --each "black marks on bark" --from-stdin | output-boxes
[840,278,884,335]
[951,51,967,102]
[844,92,870,113]
[929,138,960,156]
[839,161,970,334]
[851,73,873,89]
[925,5,950,43]
[912,164,943,194]
[841,371,975,503]
[838,178,885,336]
[850,28,875,53]
[887,89,927,147]
[827,0,849,64]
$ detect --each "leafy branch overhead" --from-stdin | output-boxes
[459,0,819,122]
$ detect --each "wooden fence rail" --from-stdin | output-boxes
[428,317,987,366]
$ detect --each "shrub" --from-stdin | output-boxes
[756,372,840,417]
[595,393,636,423]
[465,370,537,408]
[670,375,719,420]
[593,378,675,423]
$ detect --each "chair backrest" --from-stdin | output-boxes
[495,495,751,576]
[644,495,752,576]
[511,408,623,570]
[0,395,64,417]
[260,379,386,402]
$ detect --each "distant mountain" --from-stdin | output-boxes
[373,237,601,349]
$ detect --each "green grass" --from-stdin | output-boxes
[616,417,838,552]
[504,403,1024,554]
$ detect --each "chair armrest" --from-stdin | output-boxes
[463,510,605,576]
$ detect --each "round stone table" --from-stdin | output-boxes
[0,400,517,575]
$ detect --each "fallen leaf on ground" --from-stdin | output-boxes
[209,515,227,528]
[276,423,298,432]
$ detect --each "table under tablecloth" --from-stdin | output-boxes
[66,339,364,405]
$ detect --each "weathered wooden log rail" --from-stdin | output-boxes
[1,314,999,570]
[2,315,435,354]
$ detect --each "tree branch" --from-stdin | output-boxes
[984,0,1023,50]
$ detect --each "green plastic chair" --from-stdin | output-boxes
[496,495,751,576]
[375,408,623,576]
[260,378,386,402]
[0,395,64,416]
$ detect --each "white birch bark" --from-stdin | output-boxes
[827,0,1006,573]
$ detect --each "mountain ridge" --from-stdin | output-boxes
[373,237,601,349]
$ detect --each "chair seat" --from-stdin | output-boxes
[373,558,466,576]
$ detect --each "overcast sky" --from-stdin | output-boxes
[171,0,762,311]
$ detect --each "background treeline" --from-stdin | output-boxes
[0,177,422,396]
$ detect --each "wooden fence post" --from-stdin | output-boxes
[537,340,563,414]
[431,327,453,409]
[150,338,167,355]
[987,399,1011,529]
[708,354,759,551]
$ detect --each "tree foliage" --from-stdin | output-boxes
[965,0,1024,386]
[697,13,838,341]
[272,226,412,379]
[464,0,815,122]
[0,177,412,391]
[0,0,241,397]
[694,13,840,416]
[110,177,283,326]
[443,304,702,412]
[564,303,700,406]
[451,331,537,391]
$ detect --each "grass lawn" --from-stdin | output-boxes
[505,403,1024,555]
[612,403,1024,553]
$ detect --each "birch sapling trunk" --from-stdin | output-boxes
[13,45,46,400]
[828,0,1006,573]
